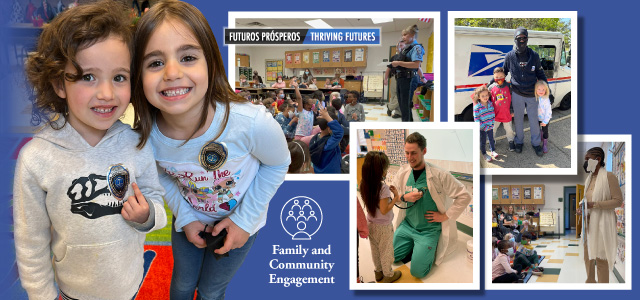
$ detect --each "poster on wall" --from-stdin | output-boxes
[492,188,499,201]
[294,53,301,64]
[323,50,330,62]
[355,48,365,61]
[534,187,543,199]
[332,50,340,62]
[523,187,532,199]
[313,52,320,64]
[345,50,352,62]
[303,52,309,64]
[286,53,292,64]
[501,187,509,199]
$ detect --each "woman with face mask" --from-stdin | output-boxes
[577,147,623,283]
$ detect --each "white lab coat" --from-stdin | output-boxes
[393,162,472,265]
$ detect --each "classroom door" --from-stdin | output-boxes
[569,193,576,230]
[576,184,584,238]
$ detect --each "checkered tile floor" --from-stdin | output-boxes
[362,102,401,122]
[524,231,621,283]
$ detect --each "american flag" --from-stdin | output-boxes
[419,18,431,23]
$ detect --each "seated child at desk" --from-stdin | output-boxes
[324,78,333,89]
[272,75,286,88]
[344,91,365,122]
[239,74,249,87]
[308,78,318,89]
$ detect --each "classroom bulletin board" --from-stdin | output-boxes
[285,47,367,69]
[265,59,284,81]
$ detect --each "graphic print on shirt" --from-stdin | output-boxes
[495,93,506,106]
[66,173,124,219]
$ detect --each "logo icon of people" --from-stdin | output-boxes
[280,196,323,240]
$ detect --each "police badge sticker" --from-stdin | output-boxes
[108,164,130,201]
[199,141,228,171]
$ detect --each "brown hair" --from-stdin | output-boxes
[288,140,311,173]
[25,0,132,128]
[359,151,390,216]
[131,0,247,148]
[493,67,505,75]
[405,132,427,150]
[473,85,490,102]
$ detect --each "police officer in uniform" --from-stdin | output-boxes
[390,25,425,122]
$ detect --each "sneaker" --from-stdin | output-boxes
[392,114,401,119]
[387,107,392,116]
[484,154,492,162]
[508,141,516,152]
[490,151,499,159]
[380,270,402,283]
[537,266,545,272]
[531,270,543,276]
[374,271,383,282]
[533,145,544,157]
[515,143,523,153]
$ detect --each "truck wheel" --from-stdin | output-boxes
[559,92,571,110]
[462,105,474,121]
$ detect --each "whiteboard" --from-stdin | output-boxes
[410,129,474,163]
[540,211,556,227]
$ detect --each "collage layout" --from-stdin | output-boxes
[3,1,631,299]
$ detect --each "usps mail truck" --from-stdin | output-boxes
[454,26,571,121]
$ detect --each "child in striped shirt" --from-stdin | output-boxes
[473,85,497,162]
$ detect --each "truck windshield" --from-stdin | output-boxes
[529,45,556,79]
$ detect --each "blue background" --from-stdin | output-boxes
[1,0,636,298]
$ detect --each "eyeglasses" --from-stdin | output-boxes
[515,36,528,42]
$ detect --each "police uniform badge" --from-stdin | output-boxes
[108,164,130,201]
[199,141,228,171]
[531,66,535,71]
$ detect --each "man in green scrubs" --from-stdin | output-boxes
[393,132,470,278]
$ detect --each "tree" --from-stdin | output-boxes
[455,18,571,49]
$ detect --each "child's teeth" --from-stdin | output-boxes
[93,107,114,113]
[163,88,189,97]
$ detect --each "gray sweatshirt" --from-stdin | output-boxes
[13,119,167,300]
[344,102,365,122]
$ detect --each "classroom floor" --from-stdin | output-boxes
[523,230,621,283]
[362,102,401,122]
[358,230,473,283]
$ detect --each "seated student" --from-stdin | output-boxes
[253,77,265,88]
[492,240,523,283]
[288,140,312,173]
[263,98,275,117]
[329,91,343,108]
[307,78,318,89]
[324,78,333,89]
[311,90,326,111]
[275,88,286,107]
[331,98,349,128]
[275,103,298,140]
[272,75,286,88]
[239,74,249,87]
[309,108,344,174]
[344,90,365,122]
[514,232,543,276]
[327,106,349,156]
[298,77,308,89]
[492,237,499,261]
[331,74,342,89]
